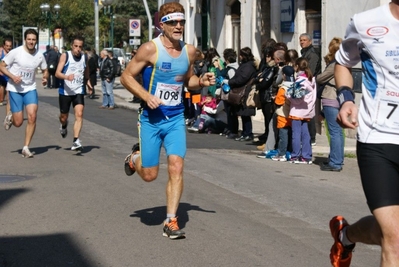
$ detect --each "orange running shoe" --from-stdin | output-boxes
[163,217,185,239]
[124,143,140,176]
[329,216,355,267]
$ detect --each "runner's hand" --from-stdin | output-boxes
[87,83,93,95]
[66,74,74,81]
[336,101,358,129]
[11,75,22,84]
[42,76,47,86]
[146,94,164,109]
[201,72,216,87]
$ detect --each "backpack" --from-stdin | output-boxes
[286,79,310,99]
[256,65,278,103]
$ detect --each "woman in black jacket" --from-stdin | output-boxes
[254,46,279,143]
[228,47,257,141]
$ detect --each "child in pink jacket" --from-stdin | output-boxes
[286,57,317,164]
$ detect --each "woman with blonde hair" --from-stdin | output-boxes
[316,37,344,172]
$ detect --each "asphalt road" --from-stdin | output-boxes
[0,82,379,266]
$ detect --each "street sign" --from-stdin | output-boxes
[129,19,141,37]
[129,39,141,46]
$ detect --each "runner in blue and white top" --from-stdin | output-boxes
[55,36,92,152]
[120,2,215,239]
[58,50,86,96]
[0,29,48,158]
[0,37,12,106]
[329,2,399,267]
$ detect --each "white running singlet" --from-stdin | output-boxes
[3,46,47,93]
[336,4,399,144]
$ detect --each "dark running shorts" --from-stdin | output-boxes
[59,94,85,114]
[357,142,399,212]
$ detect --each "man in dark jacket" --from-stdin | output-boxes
[107,50,120,76]
[99,49,115,109]
[44,45,59,89]
[299,33,321,145]
[299,33,321,76]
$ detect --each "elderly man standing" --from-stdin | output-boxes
[299,33,321,146]
[299,33,321,76]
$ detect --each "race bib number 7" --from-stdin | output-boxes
[154,82,182,106]
[375,92,399,133]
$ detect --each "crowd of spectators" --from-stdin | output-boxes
[184,34,346,171]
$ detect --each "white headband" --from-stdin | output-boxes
[160,12,185,23]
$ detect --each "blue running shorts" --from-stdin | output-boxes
[9,90,38,113]
[138,112,186,168]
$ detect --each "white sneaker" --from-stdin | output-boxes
[271,155,287,162]
[71,140,82,151]
[4,111,12,130]
[187,126,199,133]
[60,120,68,138]
[22,147,34,158]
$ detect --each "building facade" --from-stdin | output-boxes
[159,0,389,63]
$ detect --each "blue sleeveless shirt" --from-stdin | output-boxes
[141,35,190,117]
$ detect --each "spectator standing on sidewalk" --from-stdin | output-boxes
[44,45,59,89]
[228,47,257,142]
[329,2,399,267]
[299,33,321,146]
[270,66,294,162]
[317,37,344,172]
[286,57,316,164]
[254,46,279,145]
[0,29,48,157]
[86,47,98,99]
[99,49,115,109]
[220,48,239,138]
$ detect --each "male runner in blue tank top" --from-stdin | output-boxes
[0,37,12,107]
[121,2,215,239]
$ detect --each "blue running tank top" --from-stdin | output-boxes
[0,49,9,82]
[141,35,190,117]
[58,51,86,96]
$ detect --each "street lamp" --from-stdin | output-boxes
[40,3,60,45]
[102,0,114,49]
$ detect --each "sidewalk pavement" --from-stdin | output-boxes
[108,77,357,156]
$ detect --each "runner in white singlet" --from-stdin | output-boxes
[329,2,399,266]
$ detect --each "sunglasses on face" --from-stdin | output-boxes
[164,20,186,26]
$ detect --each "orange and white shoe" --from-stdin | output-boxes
[163,217,185,239]
[124,143,140,176]
[329,216,355,267]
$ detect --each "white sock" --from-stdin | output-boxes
[132,153,140,167]
[340,227,354,246]
[23,146,28,151]
[165,214,176,223]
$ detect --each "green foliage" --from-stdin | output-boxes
[0,0,30,45]
[101,0,158,50]
[0,0,157,49]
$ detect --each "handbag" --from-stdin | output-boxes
[227,78,254,105]
[220,90,229,101]
[246,85,262,108]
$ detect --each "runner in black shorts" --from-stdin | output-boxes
[329,1,399,266]
[357,143,399,211]
[55,36,92,151]
[59,94,85,114]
